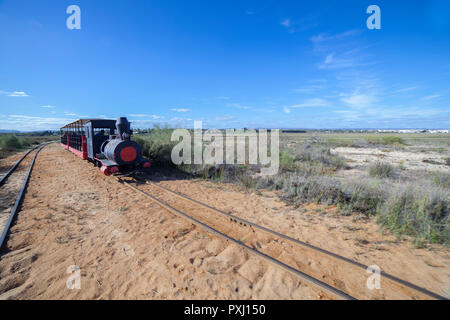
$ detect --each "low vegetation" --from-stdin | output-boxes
[133,125,176,165]
[0,133,56,158]
[134,128,450,246]
[366,135,405,146]
[377,184,449,246]
[368,162,394,178]
[0,134,30,149]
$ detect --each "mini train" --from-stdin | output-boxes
[60,117,150,176]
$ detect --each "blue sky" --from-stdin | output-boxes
[0,0,449,130]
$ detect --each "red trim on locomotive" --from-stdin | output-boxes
[68,146,88,160]
[120,146,137,162]
[100,165,111,176]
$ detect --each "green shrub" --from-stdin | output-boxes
[433,172,450,189]
[133,125,177,165]
[381,136,405,145]
[339,179,385,215]
[279,149,295,170]
[281,174,385,215]
[0,135,26,149]
[295,143,347,171]
[366,135,405,146]
[368,161,394,178]
[377,185,449,245]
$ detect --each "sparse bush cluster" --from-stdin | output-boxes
[0,134,30,150]
[377,184,449,245]
[295,143,347,171]
[269,174,386,216]
[368,161,394,178]
[256,172,449,245]
[279,149,295,170]
[433,172,450,189]
[366,135,405,146]
[276,142,347,174]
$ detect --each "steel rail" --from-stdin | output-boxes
[142,179,447,301]
[115,176,356,300]
[0,146,40,187]
[0,144,47,250]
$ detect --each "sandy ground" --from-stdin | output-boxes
[0,144,449,300]
[332,146,449,172]
[0,150,34,238]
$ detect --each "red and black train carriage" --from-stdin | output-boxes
[61,117,150,175]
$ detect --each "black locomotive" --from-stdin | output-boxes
[61,117,150,175]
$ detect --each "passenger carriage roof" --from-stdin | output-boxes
[60,119,116,129]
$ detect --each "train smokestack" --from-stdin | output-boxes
[116,117,132,140]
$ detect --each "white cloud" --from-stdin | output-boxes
[324,53,335,64]
[310,29,370,70]
[3,115,74,131]
[283,107,291,114]
[340,92,375,108]
[129,114,164,119]
[213,115,237,121]
[10,91,28,97]
[281,19,291,27]
[170,108,191,112]
[311,30,361,43]
[41,105,56,109]
[423,94,441,100]
[227,103,251,110]
[169,117,193,122]
[392,86,419,94]
[294,80,327,94]
[319,52,356,69]
[0,90,29,97]
[254,108,274,113]
[287,98,330,109]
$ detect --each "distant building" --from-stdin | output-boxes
[376,129,448,134]
[428,130,449,134]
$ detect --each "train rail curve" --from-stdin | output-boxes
[0,143,53,249]
[113,173,447,300]
[114,175,355,300]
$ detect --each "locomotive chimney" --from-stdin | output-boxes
[116,117,132,141]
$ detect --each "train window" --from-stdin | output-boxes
[93,128,110,136]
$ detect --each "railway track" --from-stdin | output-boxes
[0,143,52,249]
[1,143,446,299]
[113,174,447,300]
